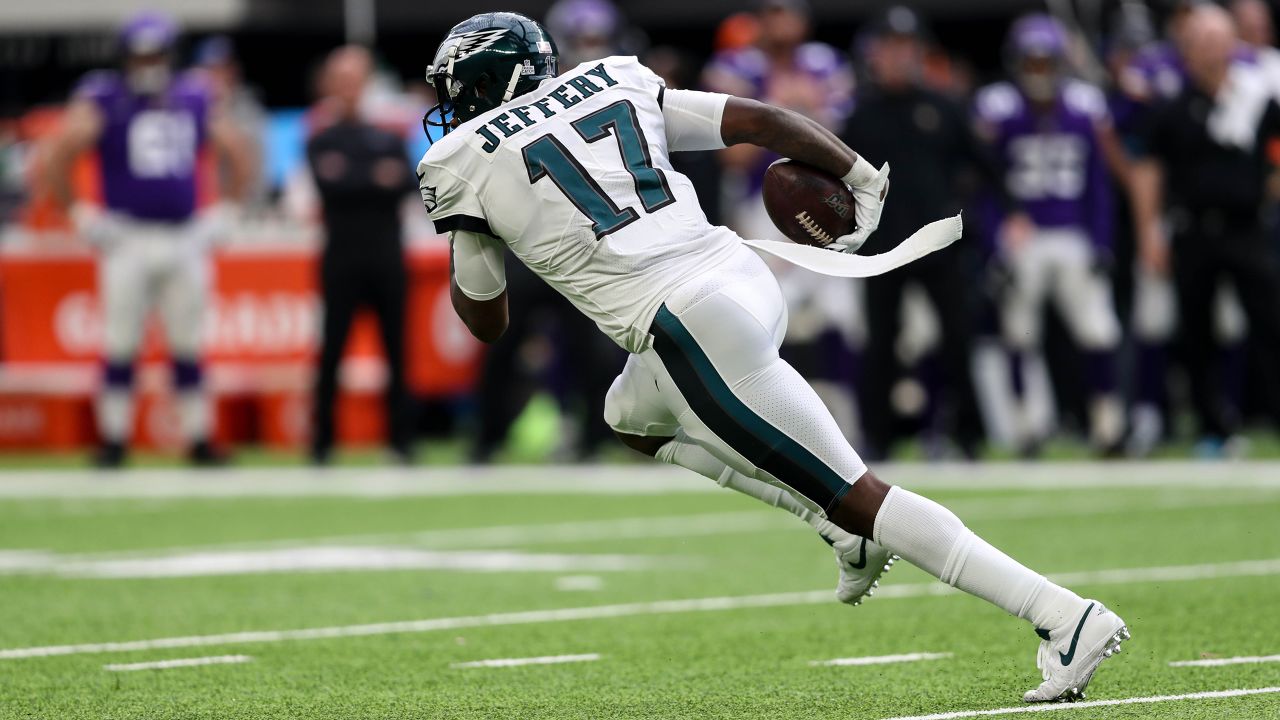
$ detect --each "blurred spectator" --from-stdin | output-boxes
[1118,0,1253,454]
[194,36,268,212]
[0,119,25,225]
[1105,0,1170,455]
[841,6,994,460]
[546,0,646,69]
[714,12,760,53]
[974,14,1126,455]
[307,46,415,464]
[44,11,251,467]
[1232,0,1280,89]
[702,0,860,439]
[645,45,723,225]
[1130,4,1280,453]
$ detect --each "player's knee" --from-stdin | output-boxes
[103,360,135,389]
[172,357,203,391]
[602,375,627,431]
[612,429,671,457]
[1076,318,1121,351]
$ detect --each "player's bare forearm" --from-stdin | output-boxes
[450,278,508,343]
[1129,159,1163,238]
[46,100,103,209]
[210,114,254,203]
[1096,124,1133,188]
[719,97,859,180]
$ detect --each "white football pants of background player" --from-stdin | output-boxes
[81,207,221,447]
[998,227,1123,449]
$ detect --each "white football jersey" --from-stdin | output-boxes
[417,55,742,353]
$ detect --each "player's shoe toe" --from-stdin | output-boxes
[830,536,897,607]
[1023,601,1129,703]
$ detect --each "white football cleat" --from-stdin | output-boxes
[1023,601,1130,703]
[827,535,897,606]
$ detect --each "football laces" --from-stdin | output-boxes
[794,211,835,246]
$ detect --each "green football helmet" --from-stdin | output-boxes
[423,12,559,140]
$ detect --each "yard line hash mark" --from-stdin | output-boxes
[103,655,253,672]
[811,652,952,667]
[450,653,601,669]
[1170,654,1280,667]
[877,686,1280,720]
[3,557,1279,661]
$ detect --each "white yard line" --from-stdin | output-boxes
[555,575,604,592]
[3,490,1271,569]
[811,652,952,667]
[102,655,252,672]
[450,653,600,669]
[2,462,1280,498]
[4,556,1279,661]
[0,511,791,574]
[42,547,675,579]
[1170,654,1280,668]
[877,687,1280,720]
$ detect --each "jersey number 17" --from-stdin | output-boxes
[523,100,676,238]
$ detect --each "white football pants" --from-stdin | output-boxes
[98,216,211,362]
[1000,228,1120,352]
[605,247,867,516]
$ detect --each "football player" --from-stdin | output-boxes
[974,15,1126,455]
[418,12,1128,702]
[46,12,252,467]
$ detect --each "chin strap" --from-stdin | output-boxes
[443,45,459,96]
[501,63,523,103]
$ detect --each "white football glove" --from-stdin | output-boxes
[70,203,126,249]
[828,159,890,254]
[191,201,243,250]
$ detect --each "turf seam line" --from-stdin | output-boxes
[450,653,601,669]
[102,655,253,672]
[4,557,1279,661]
[877,686,1280,719]
[3,462,1280,497]
[1169,654,1280,667]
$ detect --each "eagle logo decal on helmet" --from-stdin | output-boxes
[453,29,509,61]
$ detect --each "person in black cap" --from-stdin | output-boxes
[841,7,1013,460]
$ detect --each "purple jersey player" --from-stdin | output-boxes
[73,68,209,222]
[974,14,1125,456]
[46,11,251,468]
[702,0,854,202]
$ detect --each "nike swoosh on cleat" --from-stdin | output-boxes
[848,538,868,570]
[1058,602,1096,667]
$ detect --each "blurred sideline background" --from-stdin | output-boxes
[2,0,1280,467]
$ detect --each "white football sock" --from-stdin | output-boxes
[655,430,849,540]
[177,390,211,442]
[96,388,134,443]
[873,485,1088,633]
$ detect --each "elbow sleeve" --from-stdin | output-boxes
[451,230,507,301]
[662,89,730,152]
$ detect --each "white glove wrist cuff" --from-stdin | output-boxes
[841,156,878,189]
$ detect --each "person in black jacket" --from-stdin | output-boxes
[1131,5,1280,451]
[307,46,416,464]
[841,8,1013,460]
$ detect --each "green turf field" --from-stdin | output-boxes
[1,463,1278,719]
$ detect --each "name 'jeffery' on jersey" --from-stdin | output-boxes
[416,55,742,354]
[474,63,620,153]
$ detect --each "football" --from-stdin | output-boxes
[761,160,857,247]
